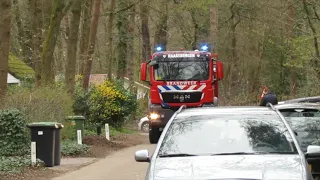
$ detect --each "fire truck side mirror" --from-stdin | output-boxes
[140,63,147,81]
[216,61,224,80]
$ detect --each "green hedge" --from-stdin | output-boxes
[0,109,29,156]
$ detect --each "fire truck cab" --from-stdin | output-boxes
[140,46,224,143]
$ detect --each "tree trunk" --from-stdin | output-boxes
[41,0,72,86]
[116,0,130,81]
[210,4,218,53]
[13,0,33,67]
[65,0,83,94]
[302,0,320,78]
[106,0,116,80]
[228,3,240,97]
[287,0,296,97]
[190,10,199,49]
[82,0,101,90]
[140,1,151,62]
[127,3,136,89]
[0,0,12,98]
[79,0,93,75]
[29,0,43,86]
[154,0,168,50]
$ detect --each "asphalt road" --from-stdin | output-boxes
[52,144,155,180]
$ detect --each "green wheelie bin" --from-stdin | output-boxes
[65,116,85,141]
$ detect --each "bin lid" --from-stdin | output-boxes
[66,115,85,120]
[27,122,64,129]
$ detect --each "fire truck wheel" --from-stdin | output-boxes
[213,97,218,106]
[149,127,161,144]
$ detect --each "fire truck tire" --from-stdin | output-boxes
[149,127,161,144]
[213,97,218,106]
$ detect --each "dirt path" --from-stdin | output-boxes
[52,144,155,180]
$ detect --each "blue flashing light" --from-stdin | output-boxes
[156,46,162,52]
[200,45,209,51]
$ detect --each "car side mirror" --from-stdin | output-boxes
[306,145,320,156]
[135,149,150,162]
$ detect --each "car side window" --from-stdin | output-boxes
[306,99,320,103]
[280,109,320,117]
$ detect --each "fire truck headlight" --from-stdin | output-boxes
[150,113,160,120]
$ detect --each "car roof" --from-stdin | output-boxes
[275,103,320,110]
[283,96,320,103]
[176,106,277,118]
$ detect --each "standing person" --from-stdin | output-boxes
[260,90,278,106]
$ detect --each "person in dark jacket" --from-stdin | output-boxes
[260,91,278,106]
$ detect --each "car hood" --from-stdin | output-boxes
[151,155,305,180]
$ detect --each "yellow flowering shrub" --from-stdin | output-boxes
[88,80,137,128]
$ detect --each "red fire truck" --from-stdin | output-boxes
[139,45,224,143]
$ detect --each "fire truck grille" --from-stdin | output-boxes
[161,92,203,103]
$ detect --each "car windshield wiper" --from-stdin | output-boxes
[158,153,198,157]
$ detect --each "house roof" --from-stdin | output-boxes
[8,53,35,79]
[89,74,108,85]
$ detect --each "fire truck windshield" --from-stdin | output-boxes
[153,56,209,81]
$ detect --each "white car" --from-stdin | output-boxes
[138,116,149,133]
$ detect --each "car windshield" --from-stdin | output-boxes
[279,108,320,152]
[158,114,297,156]
[153,55,209,81]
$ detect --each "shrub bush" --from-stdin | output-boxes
[73,78,91,118]
[0,156,44,173]
[61,140,89,156]
[2,85,74,122]
[88,80,137,128]
[2,85,74,139]
[0,109,29,156]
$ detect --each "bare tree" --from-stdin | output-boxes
[140,1,151,62]
[210,3,218,53]
[79,0,93,75]
[0,0,12,98]
[154,0,169,50]
[65,0,83,94]
[83,0,102,90]
[127,3,136,88]
[106,0,116,80]
[29,0,43,86]
[41,0,73,86]
[116,0,130,81]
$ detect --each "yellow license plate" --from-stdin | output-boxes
[309,164,312,172]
